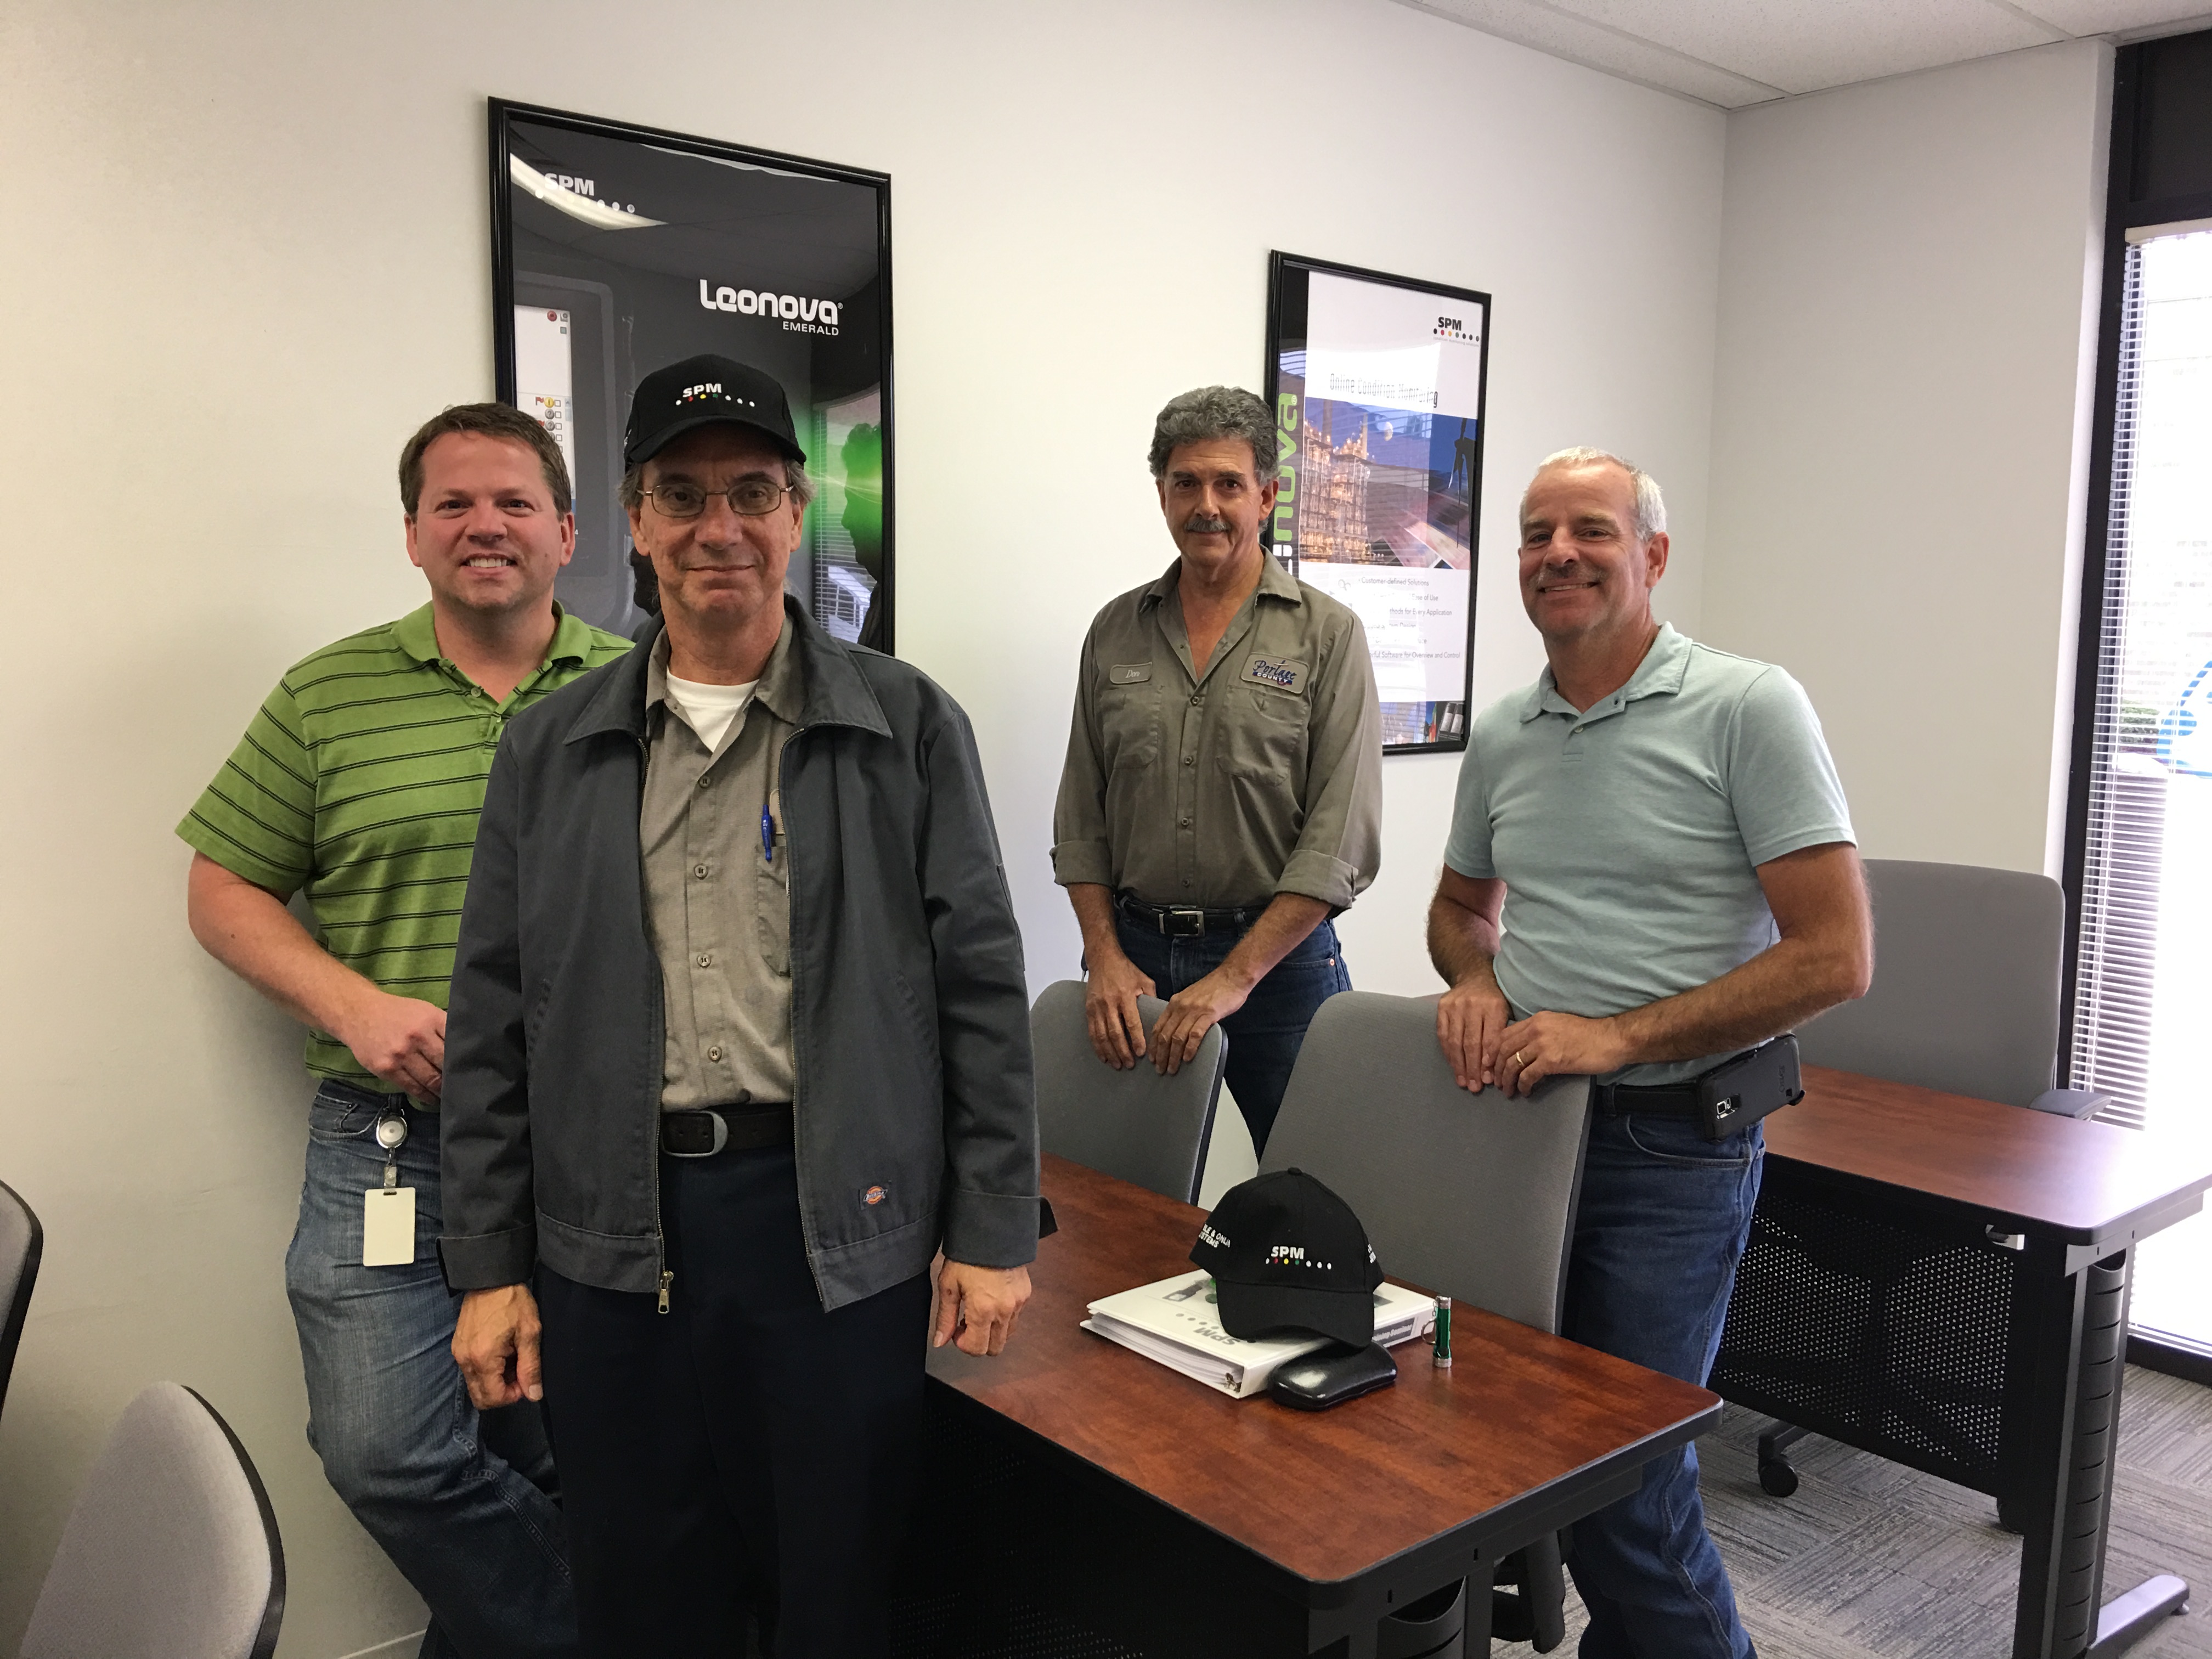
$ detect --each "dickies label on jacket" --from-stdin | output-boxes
[1243,654,1309,695]
[860,1183,888,1207]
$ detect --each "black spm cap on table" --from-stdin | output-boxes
[1190,1169,1384,1350]
[623,354,806,467]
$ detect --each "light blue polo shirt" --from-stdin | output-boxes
[1443,625,1854,1086]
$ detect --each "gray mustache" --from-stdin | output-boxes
[1183,515,1232,534]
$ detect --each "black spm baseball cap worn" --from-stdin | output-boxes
[624,354,806,467]
[1190,1169,1384,1350]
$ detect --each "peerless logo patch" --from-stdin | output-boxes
[1243,654,1308,695]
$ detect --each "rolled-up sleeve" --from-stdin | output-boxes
[1049,623,1116,889]
[1274,614,1383,908]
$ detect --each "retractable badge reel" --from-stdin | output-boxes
[363,1109,417,1267]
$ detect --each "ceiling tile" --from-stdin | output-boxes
[2009,0,2212,35]
[1398,0,1790,105]
[1545,0,2061,93]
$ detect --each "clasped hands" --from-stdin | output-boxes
[1435,972,1629,1096]
[1083,951,1246,1077]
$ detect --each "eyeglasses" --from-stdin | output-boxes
[641,478,790,519]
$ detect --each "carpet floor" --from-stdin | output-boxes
[1549,1365,2212,1656]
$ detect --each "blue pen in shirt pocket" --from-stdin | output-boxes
[760,802,775,864]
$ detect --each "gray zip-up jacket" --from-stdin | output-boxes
[438,603,1040,1309]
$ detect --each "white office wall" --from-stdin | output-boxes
[1704,39,2112,875]
[0,3,1724,1651]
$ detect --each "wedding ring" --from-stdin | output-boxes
[1513,1050,1526,1066]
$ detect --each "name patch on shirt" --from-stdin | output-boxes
[1109,663,1152,685]
[1243,654,1309,695]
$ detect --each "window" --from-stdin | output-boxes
[2066,30,2212,1366]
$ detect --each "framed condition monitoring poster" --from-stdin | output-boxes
[1265,252,1488,753]
[490,100,892,648]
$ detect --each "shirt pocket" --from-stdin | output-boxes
[757,786,791,978]
[1098,669,1162,844]
[1220,686,1311,781]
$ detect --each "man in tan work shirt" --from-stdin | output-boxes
[1053,385,1383,1155]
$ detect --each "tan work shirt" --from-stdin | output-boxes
[1052,555,1383,910]
[640,622,798,1109]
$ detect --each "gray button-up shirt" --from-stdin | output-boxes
[1052,555,1383,910]
[641,622,798,1109]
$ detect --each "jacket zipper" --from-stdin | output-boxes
[637,730,673,1314]
[780,729,831,1308]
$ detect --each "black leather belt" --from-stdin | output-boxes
[1589,1080,1702,1118]
[661,1103,794,1158]
[1115,891,1265,938]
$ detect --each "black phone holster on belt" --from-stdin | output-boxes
[1591,1034,1805,1141]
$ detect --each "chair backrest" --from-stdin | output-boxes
[1261,991,1591,1336]
[1031,980,1226,1205]
[0,1178,41,1423]
[21,1381,286,1659]
[1795,858,2063,1108]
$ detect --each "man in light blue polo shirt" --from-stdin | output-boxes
[1427,448,1872,1658]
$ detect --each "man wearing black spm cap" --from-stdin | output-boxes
[439,354,1041,1656]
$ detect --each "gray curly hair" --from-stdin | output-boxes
[1529,447,1666,541]
[1148,386,1281,482]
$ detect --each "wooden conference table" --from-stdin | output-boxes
[1714,1065,2212,1659]
[909,1153,1719,1659]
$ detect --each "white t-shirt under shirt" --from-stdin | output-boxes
[1442,624,1856,1087]
[662,673,757,753]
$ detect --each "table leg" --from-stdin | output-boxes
[2013,1251,2130,1658]
[2087,1575,2190,1658]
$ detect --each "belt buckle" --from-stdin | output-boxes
[664,1109,729,1158]
[1166,907,1206,938]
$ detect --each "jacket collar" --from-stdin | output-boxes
[1137,551,1304,612]
[565,599,891,746]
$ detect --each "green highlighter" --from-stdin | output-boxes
[1434,1295,1453,1368]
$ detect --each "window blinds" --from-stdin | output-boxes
[2069,229,2212,1133]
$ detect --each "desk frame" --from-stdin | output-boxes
[1714,1105,2205,1659]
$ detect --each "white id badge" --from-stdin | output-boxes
[363,1187,418,1267]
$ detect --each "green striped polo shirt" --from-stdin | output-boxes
[178,602,635,1096]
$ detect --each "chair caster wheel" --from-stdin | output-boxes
[1758,1459,1799,1498]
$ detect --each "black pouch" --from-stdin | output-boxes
[1696,1034,1804,1141]
[1268,1341,1397,1410]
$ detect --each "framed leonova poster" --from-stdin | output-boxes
[1263,251,1489,754]
[489,99,893,649]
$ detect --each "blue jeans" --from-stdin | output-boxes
[1561,1110,1762,1659]
[286,1081,578,1659]
[1114,914,1351,1157]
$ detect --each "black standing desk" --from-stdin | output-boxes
[905,1154,1722,1658]
[1714,1065,2212,1659]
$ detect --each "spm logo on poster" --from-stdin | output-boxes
[698,280,842,335]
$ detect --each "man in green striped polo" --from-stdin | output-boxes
[179,403,631,1659]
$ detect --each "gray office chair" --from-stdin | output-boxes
[1747,857,2107,1501]
[19,1381,286,1659]
[1,1178,41,1424]
[1263,990,1592,1652]
[1031,979,1226,1205]
[1795,859,2108,1118]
